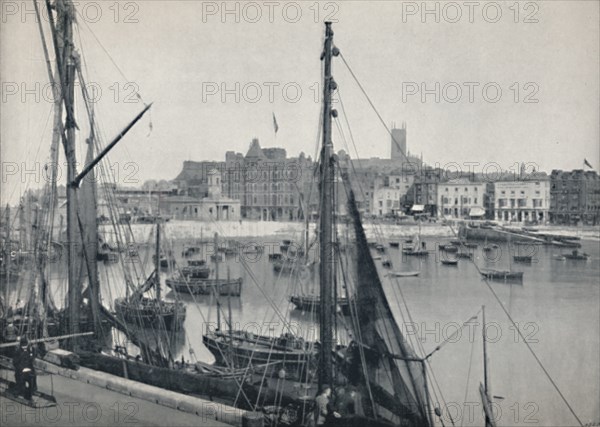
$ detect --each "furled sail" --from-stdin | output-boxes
[343,174,431,426]
[79,137,101,327]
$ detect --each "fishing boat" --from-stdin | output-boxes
[402,247,429,256]
[562,250,590,260]
[513,255,533,264]
[153,251,176,269]
[514,240,542,246]
[182,246,201,257]
[203,330,317,380]
[114,291,186,331]
[202,23,439,426]
[268,253,283,261]
[273,257,306,273]
[440,244,458,253]
[388,270,420,277]
[180,265,211,279]
[482,238,498,252]
[165,277,242,296]
[115,222,186,331]
[290,295,353,316]
[441,259,458,266]
[210,253,224,262]
[403,228,429,256]
[480,270,524,283]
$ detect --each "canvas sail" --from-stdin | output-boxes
[343,176,431,426]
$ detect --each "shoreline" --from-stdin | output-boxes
[100,220,600,243]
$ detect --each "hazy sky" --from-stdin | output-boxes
[1,0,599,204]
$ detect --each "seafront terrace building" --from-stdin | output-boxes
[372,173,414,217]
[549,169,600,225]
[437,178,486,219]
[493,173,550,223]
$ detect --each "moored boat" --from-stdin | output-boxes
[289,294,353,315]
[562,250,590,260]
[480,269,524,283]
[180,265,210,279]
[388,270,420,277]
[114,296,185,330]
[513,255,533,264]
[165,276,243,296]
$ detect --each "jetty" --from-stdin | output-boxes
[0,356,253,427]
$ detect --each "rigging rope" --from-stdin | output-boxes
[338,47,583,427]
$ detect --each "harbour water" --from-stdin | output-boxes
[6,225,598,426]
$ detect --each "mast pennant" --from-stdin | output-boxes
[273,112,279,134]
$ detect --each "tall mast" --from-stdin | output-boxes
[482,305,490,396]
[155,221,161,302]
[480,305,497,427]
[214,232,221,331]
[46,0,80,347]
[319,21,336,390]
[4,205,10,303]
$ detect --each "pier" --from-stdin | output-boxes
[1,356,244,427]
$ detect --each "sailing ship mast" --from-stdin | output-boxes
[45,0,82,345]
[479,305,497,427]
[318,21,336,391]
[155,221,161,302]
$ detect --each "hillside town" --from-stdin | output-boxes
[30,125,597,227]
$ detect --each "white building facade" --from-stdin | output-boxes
[437,179,486,219]
[372,174,414,216]
[494,178,550,223]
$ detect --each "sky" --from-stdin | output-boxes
[1,0,599,204]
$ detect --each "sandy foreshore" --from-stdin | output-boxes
[100,220,600,243]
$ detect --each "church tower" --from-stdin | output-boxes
[390,122,407,160]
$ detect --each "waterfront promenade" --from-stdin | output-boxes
[102,219,600,244]
[0,367,229,427]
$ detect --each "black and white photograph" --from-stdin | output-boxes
[0,1,598,426]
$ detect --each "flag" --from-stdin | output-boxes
[272,113,279,134]
[584,158,593,169]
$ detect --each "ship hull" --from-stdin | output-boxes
[114,298,186,331]
[165,278,242,296]
[290,295,353,315]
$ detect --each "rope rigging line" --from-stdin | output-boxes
[460,319,478,427]
[333,89,455,424]
[337,46,583,427]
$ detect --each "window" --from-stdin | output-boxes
[474,197,478,204]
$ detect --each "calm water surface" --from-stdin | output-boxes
[17,232,598,427]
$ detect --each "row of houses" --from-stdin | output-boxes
[128,127,598,225]
[376,169,599,225]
